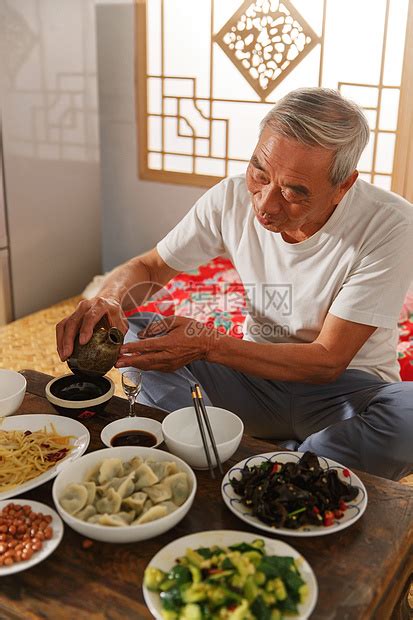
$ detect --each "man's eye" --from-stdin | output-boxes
[254,169,268,183]
[281,188,302,202]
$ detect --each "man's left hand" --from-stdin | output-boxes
[115,316,219,371]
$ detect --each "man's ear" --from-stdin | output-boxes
[336,170,358,202]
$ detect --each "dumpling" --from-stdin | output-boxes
[163,472,189,506]
[98,513,125,527]
[60,483,88,515]
[95,487,122,514]
[85,463,101,483]
[159,501,178,515]
[143,482,172,504]
[87,514,102,524]
[123,456,143,475]
[117,473,136,499]
[97,476,125,494]
[142,499,153,513]
[99,512,135,527]
[117,510,136,524]
[122,492,148,514]
[98,458,124,484]
[76,505,96,521]
[135,463,159,490]
[84,481,96,505]
[147,461,178,481]
[135,505,167,525]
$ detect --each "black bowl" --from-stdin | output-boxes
[45,374,114,418]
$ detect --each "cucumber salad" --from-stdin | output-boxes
[144,538,308,619]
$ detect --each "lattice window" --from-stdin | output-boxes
[135,0,411,191]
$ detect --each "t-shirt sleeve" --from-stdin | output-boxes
[329,218,413,328]
[156,180,227,272]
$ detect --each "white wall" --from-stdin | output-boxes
[96,2,205,272]
[0,0,101,318]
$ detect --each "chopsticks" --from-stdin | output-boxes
[190,384,224,479]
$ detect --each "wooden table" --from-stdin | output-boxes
[0,370,412,620]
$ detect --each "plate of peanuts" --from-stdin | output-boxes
[0,500,63,575]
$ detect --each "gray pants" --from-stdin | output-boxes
[124,313,413,481]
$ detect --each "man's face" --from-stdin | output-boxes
[246,128,355,238]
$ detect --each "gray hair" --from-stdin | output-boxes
[260,87,370,186]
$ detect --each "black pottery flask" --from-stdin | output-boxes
[67,315,124,377]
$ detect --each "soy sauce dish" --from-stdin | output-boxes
[100,417,163,449]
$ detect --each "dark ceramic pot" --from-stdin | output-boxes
[45,374,114,419]
[67,316,124,378]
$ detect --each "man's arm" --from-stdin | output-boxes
[98,248,179,309]
[117,312,376,383]
[56,248,179,361]
[207,313,376,383]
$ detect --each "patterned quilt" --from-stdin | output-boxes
[127,257,413,381]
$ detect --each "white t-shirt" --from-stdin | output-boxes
[157,175,413,382]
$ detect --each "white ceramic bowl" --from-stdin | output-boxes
[0,369,27,417]
[100,417,163,448]
[52,446,196,543]
[162,406,244,470]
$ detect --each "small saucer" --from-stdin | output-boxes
[100,417,163,448]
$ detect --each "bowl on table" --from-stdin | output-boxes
[52,446,197,543]
[45,374,114,418]
[0,369,27,417]
[100,417,163,448]
[162,406,244,470]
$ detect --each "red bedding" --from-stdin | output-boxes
[126,257,413,381]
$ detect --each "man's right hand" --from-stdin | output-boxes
[56,297,128,362]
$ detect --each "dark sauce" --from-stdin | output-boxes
[50,375,110,401]
[110,430,157,448]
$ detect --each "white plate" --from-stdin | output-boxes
[0,499,64,576]
[143,530,318,620]
[0,414,90,501]
[222,452,368,537]
[100,417,163,448]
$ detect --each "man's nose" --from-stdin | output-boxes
[256,185,283,214]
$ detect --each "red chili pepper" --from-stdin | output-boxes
[208,569,224,575]
[45,448,68,462]
[271,463,281,474]
[323,510,335,527]
[227,604,238,611]
[312,506,320,514]
[339,500,348,511]
[342,468,350,478]
[334,510,344,519]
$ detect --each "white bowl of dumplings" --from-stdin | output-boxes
[52,447,197,543]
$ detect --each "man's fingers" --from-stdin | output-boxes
[78,306,108,345]
[120,337,167,355]
[60,314,84,360]
[56,319,68,361]
[116,353,167,370]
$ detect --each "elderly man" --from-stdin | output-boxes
[57,88,413,481]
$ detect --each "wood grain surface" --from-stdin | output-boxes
[0,370,411,620]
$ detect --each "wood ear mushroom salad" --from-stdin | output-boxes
[0,503,53,566]
[230,451,359,530]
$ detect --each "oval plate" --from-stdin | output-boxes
[143,530,318,620]
[222,451,368,537]
[0,499,64,576]
[0,414,90,500]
